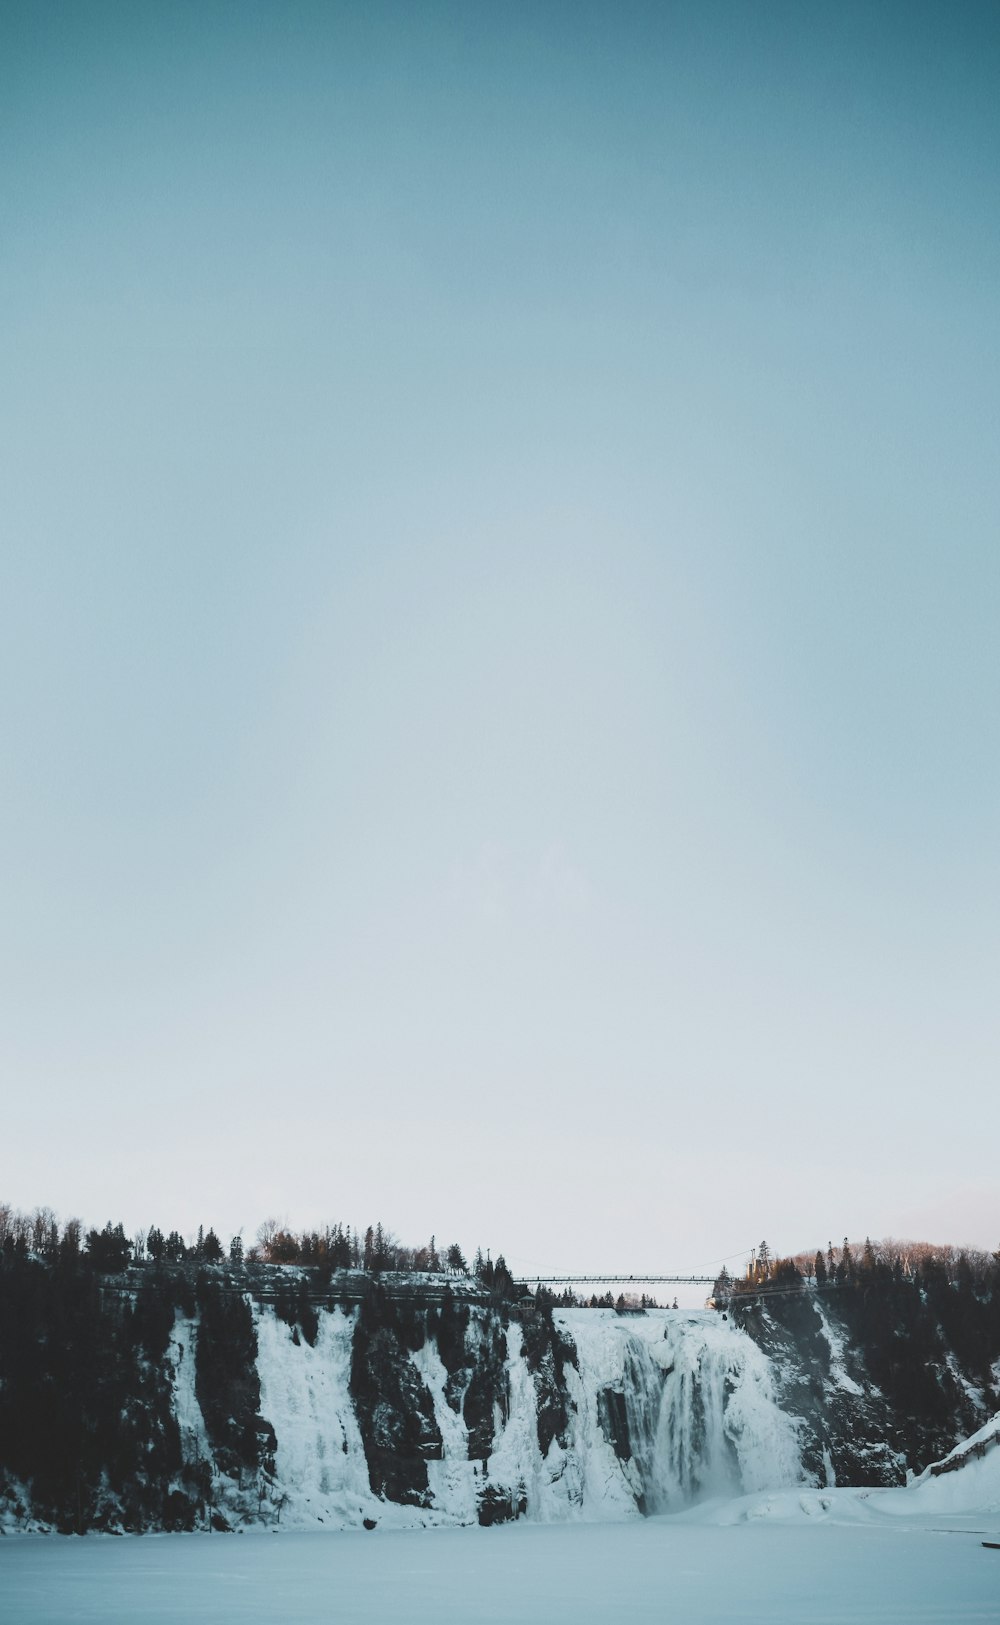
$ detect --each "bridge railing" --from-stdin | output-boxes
[513,1274,716,1287]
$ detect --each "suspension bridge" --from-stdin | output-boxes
[512,1273,716,1287]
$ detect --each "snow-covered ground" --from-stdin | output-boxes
[1,1513,997,1625]
[3,1401,998,1621]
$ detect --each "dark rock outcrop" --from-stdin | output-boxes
[349,1285,442,1505]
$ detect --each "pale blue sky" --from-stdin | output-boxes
[2,2,998,1270]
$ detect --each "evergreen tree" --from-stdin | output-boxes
[164,1231,186,1263]
[202,1228,224,1263]
[85,1222,132,1273]
[712,1267,732,1298]
[59,1218,82,1267]
[492,1255,515,1299]
[372,1222,393,1273]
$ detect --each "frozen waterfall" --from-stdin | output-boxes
[244,1304,806,1530]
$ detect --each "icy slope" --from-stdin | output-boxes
[673,1411,1000,1530]
[906,1411,1000,1516]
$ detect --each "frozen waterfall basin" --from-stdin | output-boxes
[2,1512,998,1625]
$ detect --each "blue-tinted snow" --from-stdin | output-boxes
[1,1517,997,1625]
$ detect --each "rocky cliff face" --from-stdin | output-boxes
[1,1265,997,1534]
[733,1274,997,1488]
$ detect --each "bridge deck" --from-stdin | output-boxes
[515,1274,716,1286]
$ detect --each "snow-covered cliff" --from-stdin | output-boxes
[238,1305,804,1531]
[2,1268,997,1534]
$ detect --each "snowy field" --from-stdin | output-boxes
[4,1381,998,1623]
[2,1503,998,1625]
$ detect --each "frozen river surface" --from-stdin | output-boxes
[2,1512,998,1625]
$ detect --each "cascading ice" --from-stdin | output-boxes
[245,1303,806,1529]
